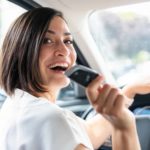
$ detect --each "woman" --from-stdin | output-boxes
[0,7,140,150]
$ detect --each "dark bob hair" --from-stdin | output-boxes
[0,7,64,95]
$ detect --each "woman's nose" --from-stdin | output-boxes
[54,42,70,57]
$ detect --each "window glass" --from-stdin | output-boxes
[0,0,26,46]
[0,0,26,102]
[89,2,150,86]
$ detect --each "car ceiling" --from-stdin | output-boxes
[34,0,149,11]
[33,0,150,32]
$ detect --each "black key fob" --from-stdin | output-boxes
[65,65,99,87]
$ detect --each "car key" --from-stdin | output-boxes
[65,65,99,87]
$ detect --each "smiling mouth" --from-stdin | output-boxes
[49,63,69,72]
[50,66,67,71]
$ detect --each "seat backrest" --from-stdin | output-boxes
[136,115,150,150]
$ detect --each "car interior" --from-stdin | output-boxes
[0,0,150,150]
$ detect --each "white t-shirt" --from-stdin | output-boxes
[0,89,93,150]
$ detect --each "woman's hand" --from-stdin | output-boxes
[85,75,141,150]
[85,75,135,130]
[122,73,150,99]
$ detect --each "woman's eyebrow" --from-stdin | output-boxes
[47,29,72,36]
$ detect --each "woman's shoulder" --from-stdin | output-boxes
[2,89,66,119]
[2,89,81,128]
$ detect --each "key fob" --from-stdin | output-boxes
[65,65,99,87]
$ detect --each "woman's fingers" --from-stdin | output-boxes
[85,75,104,103]
[100,87,120,114]
[86,78,134,129]
[94,84,112,112]
[87,78,120,114]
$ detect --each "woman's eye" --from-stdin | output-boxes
[43,38,52,44]
[64,40,73,45]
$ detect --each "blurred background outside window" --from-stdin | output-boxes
[89,2,150,86]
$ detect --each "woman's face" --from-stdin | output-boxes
[39,16,77,90]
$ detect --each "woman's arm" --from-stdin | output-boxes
[84,75,141,150]
[85,114,113,149]
[122,73,150,99]
[112,120,141,150]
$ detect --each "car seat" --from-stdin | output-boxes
[135,115,150,150]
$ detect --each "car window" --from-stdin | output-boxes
[0,0,27,104]
[0,0,26,46]
[89,2,150,86]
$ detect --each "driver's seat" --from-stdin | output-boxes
[136,115,150,150]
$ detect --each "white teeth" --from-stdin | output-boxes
[49,63,68,69]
